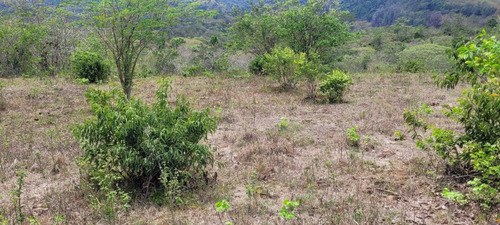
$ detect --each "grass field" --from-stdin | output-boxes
[0,73,498,224]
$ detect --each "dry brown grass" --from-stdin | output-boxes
[0,73,497,224]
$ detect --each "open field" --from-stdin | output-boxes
[0,73,498,224]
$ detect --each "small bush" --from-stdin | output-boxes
[263,46,305,89]
[182,63,206,77]
[249,55,266,75]
[319,70,352,103]
[73,79,219,197]
[70,50,110,83]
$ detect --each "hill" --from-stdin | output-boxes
[339,0,498,26]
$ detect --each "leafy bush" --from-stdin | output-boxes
[319,70,352,103]
[346,126,360,147]
[397,44,452,73]
[249,55,266,76]
[263,46,305,89]
[0,82,5,111]
[73,79,219,197]
[181,63,206,77]
[405,32,500,208]
[70,50,110,83]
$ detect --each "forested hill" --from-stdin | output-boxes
[205,0,499,27]
[339,0,498,26]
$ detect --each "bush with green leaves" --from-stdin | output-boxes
[319,70,352,103]
[263,46,306,89]
[73,79,219,198]
[396,44,452,73]
[249,55,266,76]
[70,50,110,83]
[405,31,500,208]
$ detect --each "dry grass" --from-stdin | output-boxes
[0,73,497,224]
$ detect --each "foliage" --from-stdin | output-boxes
[298,52,322,98]
[215,200,230,212]
[276,116,290,132]
[346,126,360,147]
[319,70,352,103]
[279,199,299,220]
[70,50,110,83]
[263,46,306,89]
[0,1,78,77]
[72,0,213,98]
[11,170,27,223]
[249,55,266,76]
[280,0,352,61]
[405,31,500,208]
[0,82,5,111]
[442,188,468,205]
[232,0,351,62]
[73,79,219,200]
[397,44,452,73]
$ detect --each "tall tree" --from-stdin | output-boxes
[73,0,211,98]
[280,0,351,60]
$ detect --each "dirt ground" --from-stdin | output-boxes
[0,73,498,224]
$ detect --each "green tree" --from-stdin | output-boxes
[232,0,282,56]
[73,0,212,98]
[280,0,351,60]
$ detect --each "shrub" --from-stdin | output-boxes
[70,50,110,83]
[249,55,266,76]
[396,44,452,73]
[263,46,305,89]
[405,32,500,208]
[181,63,206,77]
[319,70,352,103]
[73,79,219,197]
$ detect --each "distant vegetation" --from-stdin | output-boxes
[0,0,499,223]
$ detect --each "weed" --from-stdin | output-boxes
[0,215,7,225]
[346,126,360,147]
[442,188,467,205]
[354,208,363,223]
[394,131,405,141]
[53,214,66,225]
[11,169,27,223]
[279,199,299,220]
[245,171,261,211]
[215,200,232,225]
[276,116,289,132]
[29,216,40,225]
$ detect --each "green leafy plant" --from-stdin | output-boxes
[73,79,219,208]
[215,200,232,225]
[263,46,305,89]
[279,199,299,220]
[0,214,7,225]
[406,31,500,208]
[346,126,360,147]
[319,70,352,103]
[394,131,405,141]
[276,117,290,131]
[53,214,66,225]
[29,216,40,225]
[70,49,110,83]
[11,169,27,223]
[442,188,468,205]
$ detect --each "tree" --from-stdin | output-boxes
[73,0,212,98]
[280,0,351,60]
[232,0,282,56]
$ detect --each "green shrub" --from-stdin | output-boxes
[346,126,360,147]
[73,79,219,197]
[397,44,452,73]
[405,32,500,208]
[319,70,352,103]
[70,50,110,83]
[181,63,206,77]
[263,46,305,89]
[249,55,266,76]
